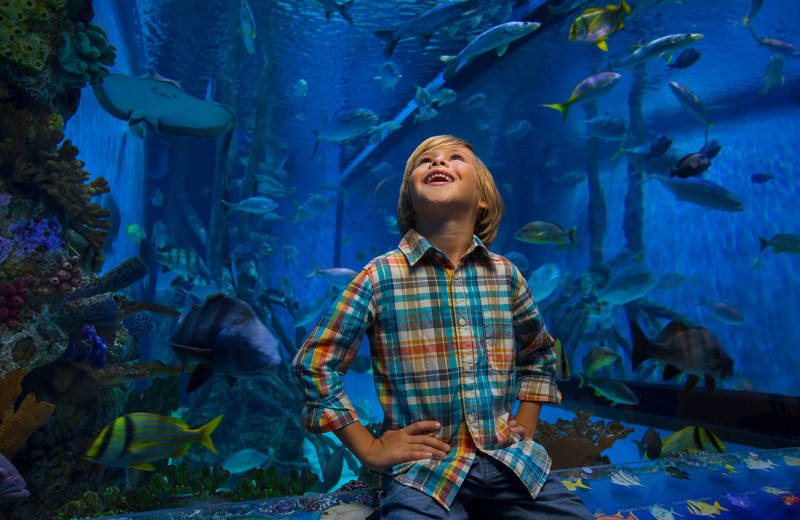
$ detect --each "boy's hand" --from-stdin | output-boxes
[365,421,450,473]
[508,414,534,441]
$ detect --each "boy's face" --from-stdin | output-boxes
[409,145,487,222]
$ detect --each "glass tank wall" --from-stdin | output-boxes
[0,0,798,518]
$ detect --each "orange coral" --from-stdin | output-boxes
[0,368,55,460]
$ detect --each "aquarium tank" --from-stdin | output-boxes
[0,0,799,518]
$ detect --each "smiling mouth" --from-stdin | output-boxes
[423,170,454,184]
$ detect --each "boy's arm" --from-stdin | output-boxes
[508,401,541,440]
[333,420,450,473]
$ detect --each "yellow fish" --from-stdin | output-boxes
[686,500,728,517]
[569,0,631,51]
[126,223,147,243]
[561,477,592,491]
[783,455,800,466]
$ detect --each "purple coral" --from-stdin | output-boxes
[63,325,107,368]
[0,236,12,264]
[8,218,63,256]
[0,192,10,206]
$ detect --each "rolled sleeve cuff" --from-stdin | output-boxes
[517,375,561,405]
[299,391,359,433]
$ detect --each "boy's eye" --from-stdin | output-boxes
[450,154,464,161]
[417,157,431,165]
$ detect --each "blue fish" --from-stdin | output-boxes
[727,492,755,508]
[542,72,622,123]
[647,133,673,160]
[667,48,701,69]
[87,413,223,470]
[0,454,28,503]
[699,139,722,159]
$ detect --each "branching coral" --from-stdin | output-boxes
[0,103,111,255]
[535,409,634,470]
[0,368,55,459]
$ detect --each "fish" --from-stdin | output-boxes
[747,25,800,57]
[0,453,28,503]
[294,287,337,328]
[665,465,689,479]
[503,251,529,271]
[460,92,486,111]
[670,152,711,178]
[759,233,800,254]
[649,505,682,520]
[581,347,618,377]
[560,478,591,491]
[221,196,279,218]
[698,139,722,159]
[744,457,778,470]
[127,223,147,242]
[550,169,586,187]
[669,82,713,129]
[657,272,696,290]
[169,293,281,392]
[292,193,331,222]
[760,54,785,95]
[293,78,308,98]
[651,177,744,212]
[541,71,622,123]
[312,108,380,158]
[319,502,377,519]
[256,174,296,200]
[784,455,800,466]
[568,0,631,51]
[609,470,644,487]
[750,173,775,184]
[87,413,223,471]
[139,241,211,285]
[441,21,541,79]
[526,262,564,302]
[514,221,577,245]
[647,133,672,160]
[373,0,486,58]
[308,263,358,291]
[740,0,765,26]
[223,448,271,474]
[312,0,355,24]
[667,47,701,69]
[697,298,746,324]
[761,486,791,495]
[578,373,638,406]
[150,186,164,206]
[432,87,457,107]
[584,114,627,141]
[237,0,257,54]
[615,33,704,69]
[661,426,725,454]
[632,427,662,459]
[726,492,755,508]
[597,263,660,305]
[686,500,728,517]
[595,514,639,520]
[373,61,402,92]
[505,119,533,139]
[783,495,800,506]
[629,317,734,395]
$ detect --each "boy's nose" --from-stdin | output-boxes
[431,154,447,166]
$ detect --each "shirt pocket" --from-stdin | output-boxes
[482,307,514,372]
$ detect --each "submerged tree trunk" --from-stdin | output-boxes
[623,68,647,257]
[584,102,606,267]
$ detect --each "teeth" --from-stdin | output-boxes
[426,173,453,183]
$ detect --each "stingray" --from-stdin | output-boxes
[92,73,235,138]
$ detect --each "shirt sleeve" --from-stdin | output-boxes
[291,269,375,433]
[510,265,561,405]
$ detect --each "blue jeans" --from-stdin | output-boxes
[381,452,595,520]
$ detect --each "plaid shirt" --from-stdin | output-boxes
[292,229,561,509]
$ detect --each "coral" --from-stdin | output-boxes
[62,324,106,367]
[121,311,155,342]
[63,291,120,324]
[118,295,181,321]
[0,0,54,74]
[0,368,55,459]
[0,103,112,256]
[535,409,634,470]
[57,21,115,88]
[0,275,35,327]
[36,255,81,296]
[0,235,12,262]
[8,217,62,255]
[67,257,147,301]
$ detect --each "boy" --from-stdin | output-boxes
[292,135,594,519]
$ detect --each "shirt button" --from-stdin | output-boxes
[458,318,466,326]
[467,413,475,423]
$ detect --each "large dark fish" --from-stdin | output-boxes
[653,177,744,212]
[0,454,28,503]
[170,293,281,392]
[629,316,734,395]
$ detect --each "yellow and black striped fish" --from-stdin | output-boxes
[87,413,223,470]
[661,425,725,455]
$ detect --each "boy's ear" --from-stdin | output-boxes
[478,200,489,209]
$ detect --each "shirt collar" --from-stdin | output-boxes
[398,229,496,266]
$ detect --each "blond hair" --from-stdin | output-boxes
[397,135,504,248]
